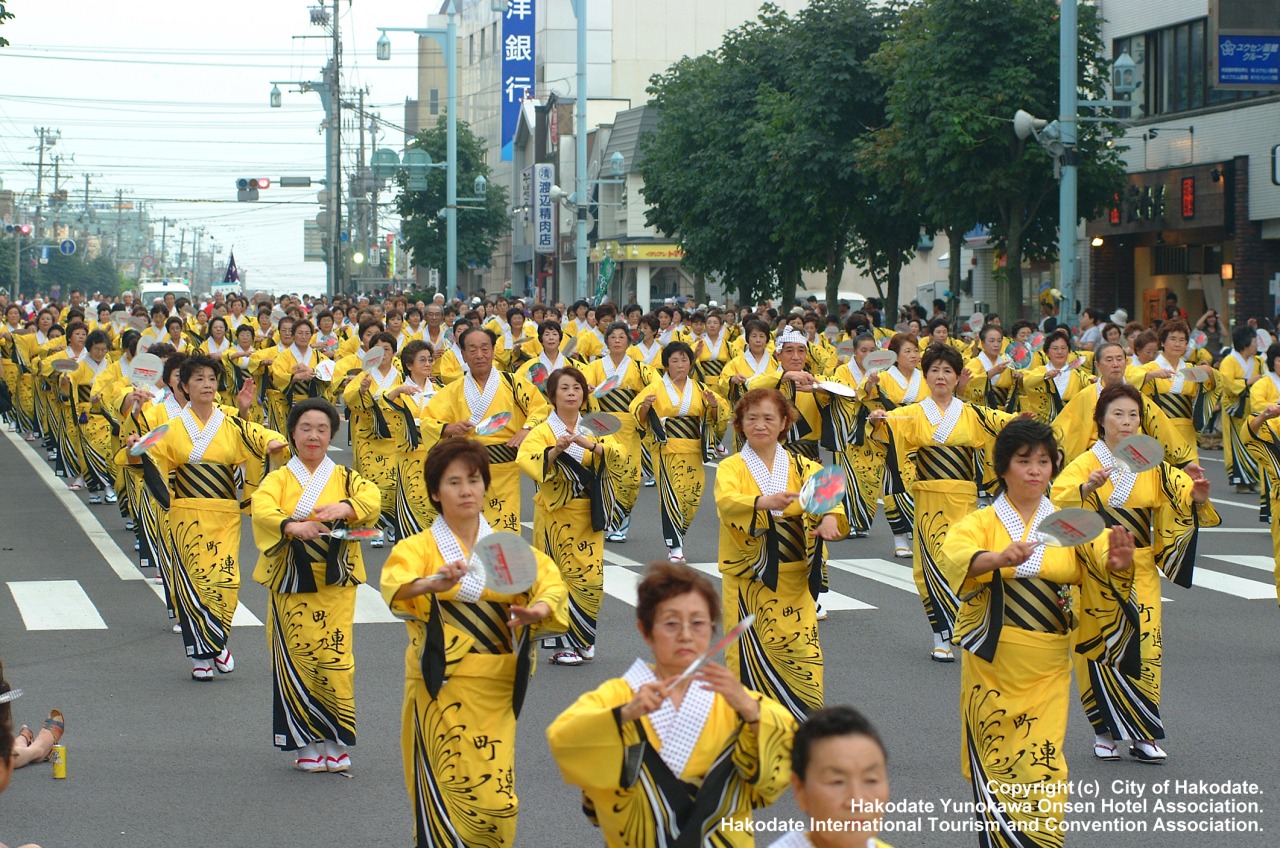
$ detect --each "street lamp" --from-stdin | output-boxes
[1015,3,1133,328]
[376,2,459,298]
[269,84,282,109]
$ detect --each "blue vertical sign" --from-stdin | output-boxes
[501,0,536,162]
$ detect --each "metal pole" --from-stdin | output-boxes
[34,128,48,243]
[334,0,343,299]
[1058,0,1079,328]
[573,0,588,302]
[445,3,459,300]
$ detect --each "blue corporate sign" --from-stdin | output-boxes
[500,0,536,162]
[59,239,75,256]
[1218,35,1280,86]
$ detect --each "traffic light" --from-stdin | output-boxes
[236,177,271,202]
[5,223,32,236]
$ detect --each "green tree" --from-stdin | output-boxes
[395,117,510,281]
[872,0,1126,320]
[641,2,905,311]
[640,39,786,307]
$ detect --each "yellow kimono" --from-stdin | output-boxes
[962,352,1018,412]
[422,368,550,534]
[494,324,535,372]
[717,350,778,409]
[379,379,445,538]
[1018,363,1091,423]
[629,376,729,553]
[861,366,926,537]
[41,348,90,482]
[4,326,37,434]
[1140,354,1216,463]
[825,359,882,535]
[1051,380,1195,467]
[1054,447,1219,745]
[876,399,1016,639]
[582,355,654,535]
[943,497,1122,847]
[68,355,117,494]
[270,344,325,413]
[517,415,626,654]
[1246,373,1280,605]
[715,448,848,719]
[745,372,827,464]
[565,327,603,362]
[343,365,403,534]
[380,524,568,848]
[547,661,795,848]
[1219,351,1264,488]
[147,407,286,660]
[251,459,381,751]
[691,333,733,392]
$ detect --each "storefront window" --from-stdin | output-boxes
[1115,18,1270,118]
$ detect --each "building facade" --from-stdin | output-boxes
[1085,0,1280,329]
[406,0,809,303]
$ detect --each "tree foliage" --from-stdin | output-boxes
[396,117,510,278]
[871,0,1126,319]
[640,2,908,308]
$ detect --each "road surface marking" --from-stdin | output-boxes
[1,429,143,581]
[354,583,399,623]
[8,580,108,630]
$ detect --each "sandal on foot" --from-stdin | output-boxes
[40,710,64,760]
[930,646,955,663]
[1129,740,1167,763]
[17,725,33,747]
[1093,739,1120,760]
[550,651,584,667]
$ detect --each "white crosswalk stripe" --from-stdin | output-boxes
[8,580,108,631]
[1202,556,1277,599]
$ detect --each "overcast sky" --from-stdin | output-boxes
[0,1,432,294]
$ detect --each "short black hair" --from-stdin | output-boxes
[178,353,224,388]
[1267,343,1280,374]
[1233,325,1257,352]
[424,437,491,511]
[286,397,340,445]
[993,418,1060,489]
[791,705,887,780]
[920,342,963,375]
[662,340,695,370]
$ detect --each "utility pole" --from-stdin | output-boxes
[81,174,92,261]
[114,189,124,264]
[369,112,379,272]
[330,0,343,298]
[178,227,187,279]
[31,127,58,242]
[159,218,169,274]
[357,88,367,260]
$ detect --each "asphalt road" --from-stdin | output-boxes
[1,426,1277,848]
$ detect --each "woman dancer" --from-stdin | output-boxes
[583,322,654,543]
[869,344,1022,662]
[518,367,625,666]
[381,437,567,847]
[630,341,728,563]
[131,353,288,680]
[251,398,381,772]
[1053,383,1216,763]
[715,388,845,719]
[943,420,1136,844]
[548,561,795,847]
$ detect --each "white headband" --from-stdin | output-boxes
[775,327,808,352]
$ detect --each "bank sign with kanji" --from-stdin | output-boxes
[501,0,536,161]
